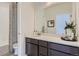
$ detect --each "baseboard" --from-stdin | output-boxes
[0,45,9,56]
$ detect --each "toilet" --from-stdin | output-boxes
[13,43,18,55]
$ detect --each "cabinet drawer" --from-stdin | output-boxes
[26,38,38,44]
[39,46,47,56]
[48,42,79,55]
[39,40,48,47]
[48,49,72,56]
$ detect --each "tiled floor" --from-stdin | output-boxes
[3,53,15,56]
[3,53,27,56]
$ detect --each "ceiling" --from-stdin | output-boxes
[32,2,61,8]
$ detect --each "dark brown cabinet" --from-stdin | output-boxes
[25,37,79,56]
[26,38,39,56]
[26,43,38,56]
[48,42,79,56]
[39,46,47,56]
[38,40,48,47]
[48,49,72,56]
[26,38,38,44]
[25,37,48,56]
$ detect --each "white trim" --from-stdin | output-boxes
[17,2,25,56]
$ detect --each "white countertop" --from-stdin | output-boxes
[25,33,79,47]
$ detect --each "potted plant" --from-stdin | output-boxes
[64,21,77,41]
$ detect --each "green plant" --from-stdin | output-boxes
[65,21,77,41]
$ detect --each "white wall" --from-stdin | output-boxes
[0,3,9,47]
[17,2,35,55]
[75,3,79,41]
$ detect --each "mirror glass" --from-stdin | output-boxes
[34,2,72,36]
[55,13,71,35]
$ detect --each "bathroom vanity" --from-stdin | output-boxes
[24,3,79,56]
[25,35,79,56]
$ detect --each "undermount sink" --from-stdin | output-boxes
[33,32,42,37]
[33,32,61,38]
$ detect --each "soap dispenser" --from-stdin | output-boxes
[42,26,45,33]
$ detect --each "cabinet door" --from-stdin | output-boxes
[39,46,47,56]
[48,42,79,55]
[48,49,72,56]
[26,43,38,56]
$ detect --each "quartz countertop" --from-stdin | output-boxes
[25,33,79,47]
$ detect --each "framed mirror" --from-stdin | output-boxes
[34,2,76,36]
